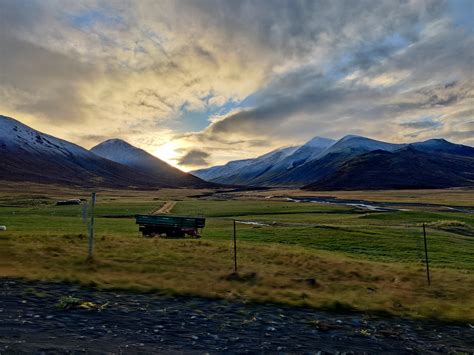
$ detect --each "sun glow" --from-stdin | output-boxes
[154,141,181,168]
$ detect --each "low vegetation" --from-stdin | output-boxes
[0,185,473,322]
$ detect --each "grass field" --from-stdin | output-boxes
[247,188,474,206]
[0,184,473,322]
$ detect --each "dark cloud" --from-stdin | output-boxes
[178,149,210,166]
[135,90,175,110]
[79,134,112,144]
[195,10,473,145]
[179,0,444,62]
[0,0,45,33]
[0,33,96,123]
[208,79,348,136]
[399,119,442,129]
[339,40,409,73]
[448,130,474,140]
[0,0,472,161]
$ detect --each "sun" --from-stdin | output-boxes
[154,141,181,168]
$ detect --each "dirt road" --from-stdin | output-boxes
[1,278,473,353]
[151,201,176,215]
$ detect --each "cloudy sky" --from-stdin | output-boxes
[1,0,472,170]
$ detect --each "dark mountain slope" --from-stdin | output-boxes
[261,135,397,186]
[248,137,335,185]
[304,148,474,190]
[0,115,209,188]
[91,139,210,188]
[211,146,298,185]
[261,151,356,186]
[409,138,474,157]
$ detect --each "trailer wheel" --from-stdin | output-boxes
[166,229,184,238]
[141,226,155,238]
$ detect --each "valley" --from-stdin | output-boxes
[1,184,473,323]
[2,114,473,192]
[2,1,473,351]
[192,135,474,190]
[1,116,473,350]
[0,115,211,189]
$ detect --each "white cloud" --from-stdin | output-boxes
[0,0,472,169]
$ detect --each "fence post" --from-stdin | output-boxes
[233,219,237,273]
[423,223,431,285]
[88,192,96,260]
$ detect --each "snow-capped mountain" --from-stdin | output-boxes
[192,146,298,184]
[221,146,299,185]
[409,138,474,156]
[304,145,474,190]
[304,136,336,149]
[0,115,90,158]
[275,137,336,171]
[192,159,254,182]
[0,115,210,188]
[2,114,472,190]
[192,133,474,189]
[191,136,334,184]
[252,137,335,180]
[91,139,208,187]
[192,135,337,185]
[314,135,404,159]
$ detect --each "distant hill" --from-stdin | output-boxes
[193,146,300,185]
[192,136,335,185]
[252,135,402,186]
[192,134,474,190]
[0,115,211,188]
[304,147,474,190]
[247,137,336,185]
[91,139,209,188]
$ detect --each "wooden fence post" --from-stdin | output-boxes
[423,223,431,285]
[233,219,237,273]
[88,192,96,260]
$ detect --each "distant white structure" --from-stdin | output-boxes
[0,226,6,231]
[56,199,83,206]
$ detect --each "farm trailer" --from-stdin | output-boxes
[135,214,205,238]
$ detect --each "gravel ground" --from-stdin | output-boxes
[1,278,473,354]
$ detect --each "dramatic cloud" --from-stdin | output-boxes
[0,0,472,168]
[399,118,443,129]
[177,149,210,167]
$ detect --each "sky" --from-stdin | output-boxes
[0,0,473,170]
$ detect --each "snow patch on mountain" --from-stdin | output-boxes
[0,115,89,157]
[303,136,336,149]
[192,159,253,181]
[90,139,154,167]
[315,135,404,159]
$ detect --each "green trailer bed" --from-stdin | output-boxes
[135,214,205,238]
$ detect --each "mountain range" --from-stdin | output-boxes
[0,115,210,189]
[2,114,473,190]
[192,135,474,190]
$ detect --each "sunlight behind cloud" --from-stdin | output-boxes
[154,141,181,168]
[1,0,472,169]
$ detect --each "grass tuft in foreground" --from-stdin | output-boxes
[1,233,473,322]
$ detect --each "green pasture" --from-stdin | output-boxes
[1,192,474,321]
[1,196,473,269]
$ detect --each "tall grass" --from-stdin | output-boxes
[1,186,473,321]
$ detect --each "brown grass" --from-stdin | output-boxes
[1,182,473,322]
[0,181,215,201]
[244,188,474,207]
[1,234,473,322]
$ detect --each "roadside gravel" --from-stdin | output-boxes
[1,279,473,354]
